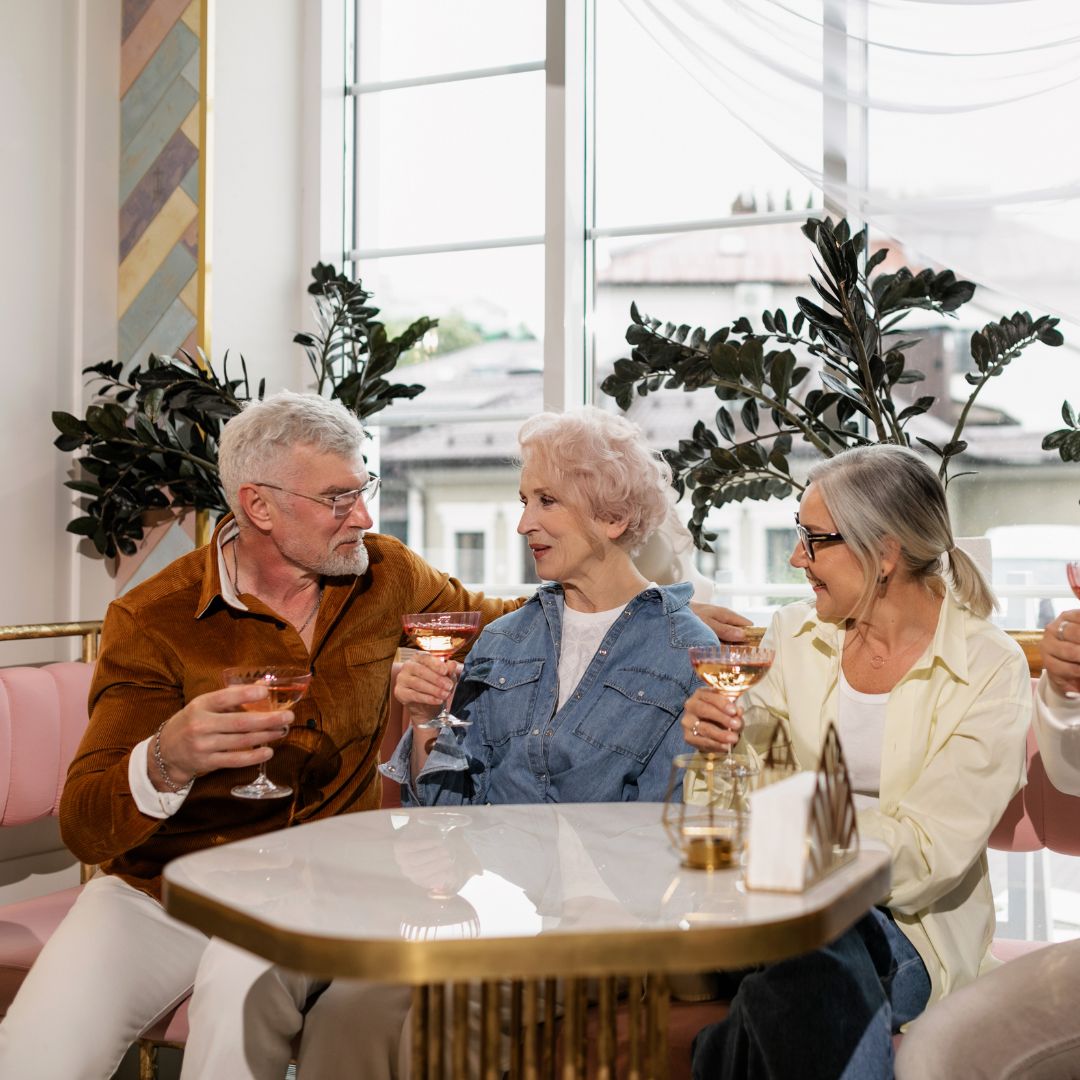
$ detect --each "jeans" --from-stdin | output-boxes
[691,907,931,1080]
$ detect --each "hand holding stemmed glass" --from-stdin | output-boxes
[223,666,312,799]
[400,612,482,729]
[683,645,775,776]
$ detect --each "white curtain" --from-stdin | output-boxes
[616,0,1080,322]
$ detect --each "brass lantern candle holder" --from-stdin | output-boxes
[663,753,751,870]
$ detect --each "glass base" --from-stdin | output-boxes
[416,715,472,730]
[712,752,757,780]
[231,776,293,799]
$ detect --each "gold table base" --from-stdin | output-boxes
[409,974,670,1080]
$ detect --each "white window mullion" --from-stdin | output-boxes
[544,0,588,412]
[302,0,351,275]
[822,0,868,222]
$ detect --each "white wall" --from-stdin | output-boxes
[0,1,119,659]
[211,0,313,395]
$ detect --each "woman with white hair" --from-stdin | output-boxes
[683,444,1031,1080]
[387,404,719,804]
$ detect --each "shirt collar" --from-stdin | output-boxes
[196,514,248,618]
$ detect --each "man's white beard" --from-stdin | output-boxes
[319,535,369,577]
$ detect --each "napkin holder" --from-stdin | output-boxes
[744,723,858,892]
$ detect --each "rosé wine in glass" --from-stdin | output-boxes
[688,645,775,776]
[401,612,482,728]
[224,666,312,800]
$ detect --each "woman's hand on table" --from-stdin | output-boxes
[1044,611,1080,698]
[681,687,743,752]
[149,685,294,790]
[395,654,462,727]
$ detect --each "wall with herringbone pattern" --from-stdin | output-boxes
[119,0,205,367]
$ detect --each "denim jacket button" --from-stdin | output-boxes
[545,729,554,737]
[498,677,506,684]
[637,690,645,697]
[532,728,540,735]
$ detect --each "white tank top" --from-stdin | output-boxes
[837,666,888,810]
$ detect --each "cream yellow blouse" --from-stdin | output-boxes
[740,594,1030,1003]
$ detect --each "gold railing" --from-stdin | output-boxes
[743,626,1042,678]
[0,621,103,663]
[0,622,1042,678]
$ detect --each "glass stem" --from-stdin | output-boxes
[437,662,460,723]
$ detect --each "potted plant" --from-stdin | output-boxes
[600,217,1064,549]
[52,264,435,558]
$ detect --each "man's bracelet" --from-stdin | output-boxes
[153,720,191,795]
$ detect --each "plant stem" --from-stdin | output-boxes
[836,288,889,443]
[939,339,1036,482]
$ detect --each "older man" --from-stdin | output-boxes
[0,391,748,1079]
[895,610,1080,1080]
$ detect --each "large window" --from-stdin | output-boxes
[348,0,1078,625]
[349,1,545,585]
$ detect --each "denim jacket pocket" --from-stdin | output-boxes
[459,657,545,746]
[572,668,686,763]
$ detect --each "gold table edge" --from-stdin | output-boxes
[163,852,890,984]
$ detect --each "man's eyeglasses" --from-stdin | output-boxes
[794,512,844,561]
[254,475,380,518]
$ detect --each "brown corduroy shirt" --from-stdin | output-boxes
[58,517,519,899]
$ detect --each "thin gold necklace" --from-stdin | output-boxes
[231,538,322,634]
[851,624,930,670]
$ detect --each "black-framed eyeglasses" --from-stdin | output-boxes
[253,475,380,518]
[794,512,844,561]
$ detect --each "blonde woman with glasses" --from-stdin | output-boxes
[683,444,1030,1080]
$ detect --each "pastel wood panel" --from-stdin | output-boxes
[117,0,207,585]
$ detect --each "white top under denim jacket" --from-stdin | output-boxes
[1032,674,1080,796]
[740,595,1030,1005]
[381,582,718,806]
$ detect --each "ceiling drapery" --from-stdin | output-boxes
[617,0,1080,321]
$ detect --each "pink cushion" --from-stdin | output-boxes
[0,885,83,1015]
[139,995,191,1044]
[0,663,93,824]
[991,937,1053,963]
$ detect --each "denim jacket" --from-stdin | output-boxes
[381,582,718,806]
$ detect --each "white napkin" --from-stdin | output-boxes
[744,771,818,891]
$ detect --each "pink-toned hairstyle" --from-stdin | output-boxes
[517,406,672,554]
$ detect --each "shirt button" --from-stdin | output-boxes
[545,729,554,737]
[532,728,540,735]
[599,649,607,655]
[498,677,506,684]
[575,693,582,700]
[637,690,645,697]
[387,765,396,773]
